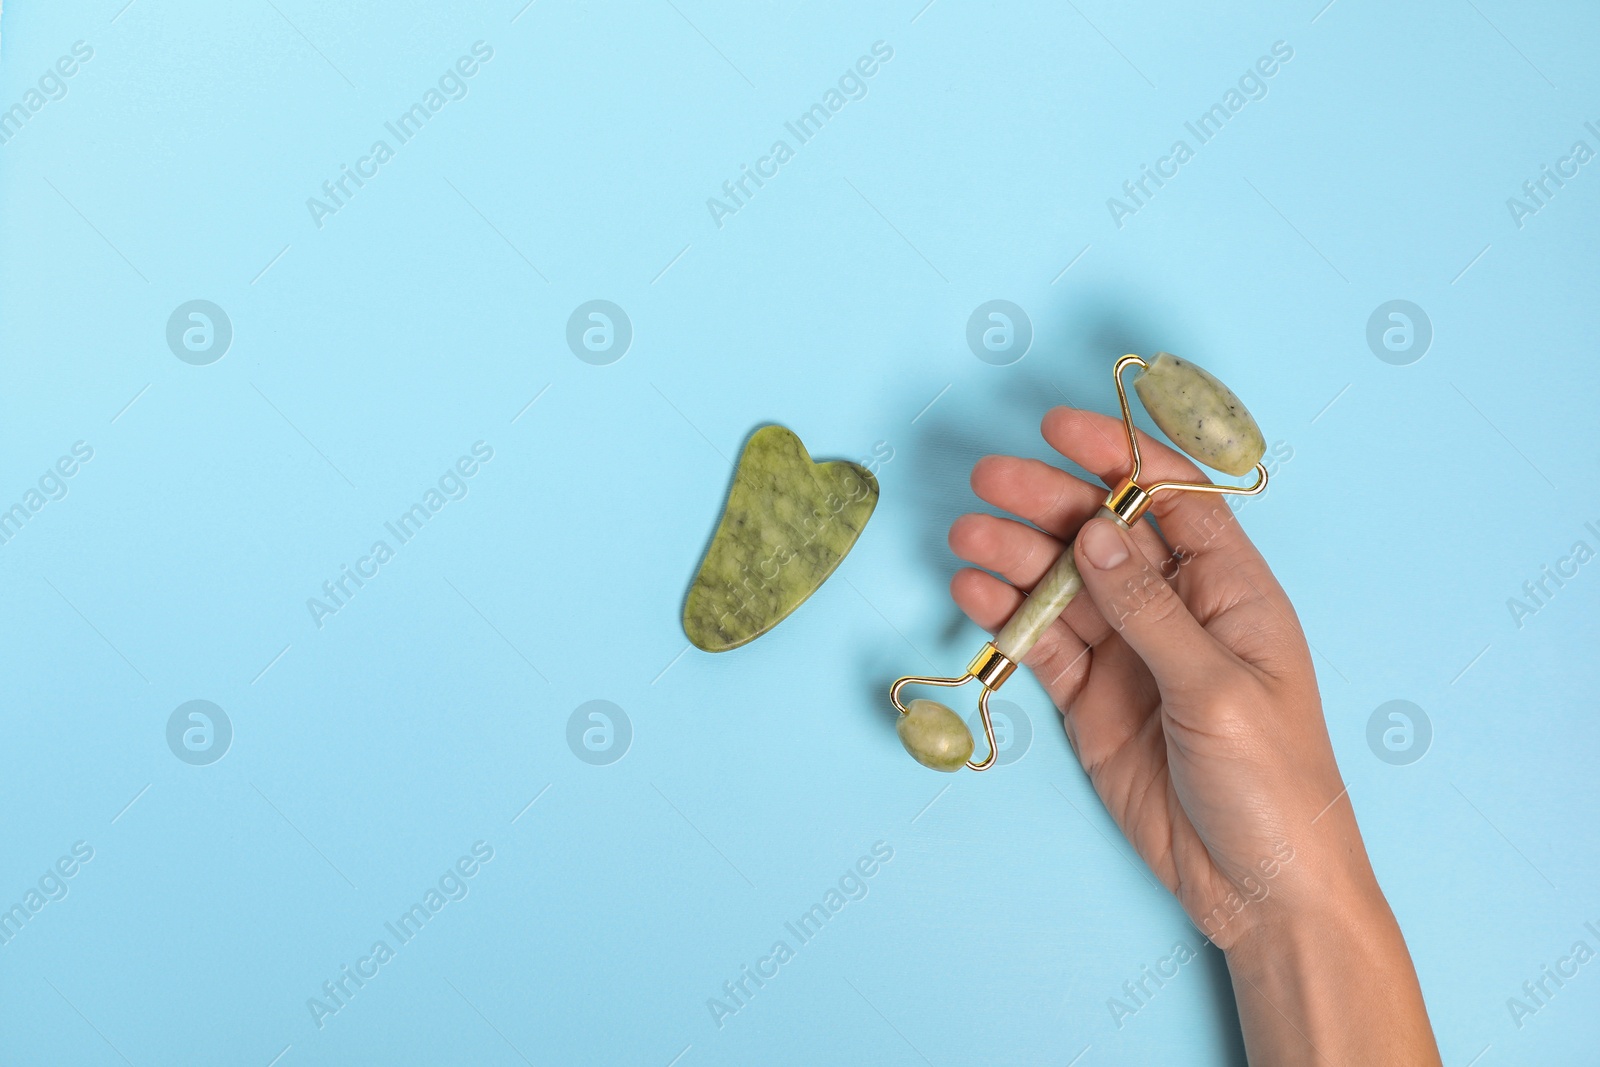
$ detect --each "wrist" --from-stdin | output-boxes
[1223,788,1390,956]
[1222,865,1440,1065]
[1224,868,1393,977]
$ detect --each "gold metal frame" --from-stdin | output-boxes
[1102,354,1269,525]
[889,642,1016,771]
[889,354,1270,772]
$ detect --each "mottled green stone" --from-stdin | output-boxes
[897,699,974,772]
[1134,352,1267,477]
[683,425,879,652]
[995,531,1090,661]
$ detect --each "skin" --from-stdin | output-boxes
[947,405,1441,1065]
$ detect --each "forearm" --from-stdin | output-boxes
[1225,874,1440,1066]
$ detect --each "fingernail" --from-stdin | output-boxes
[1081,520,1129,569]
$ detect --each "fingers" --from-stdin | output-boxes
[968,455,1173,562]
[1041,406,1267,572]
[1073,518,1230,696]
[948,512,1062,593]
[969,455,1103,540]
[948,513,1122,649]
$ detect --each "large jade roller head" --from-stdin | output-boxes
[891,353,1269,772]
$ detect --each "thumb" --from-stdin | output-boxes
[1074,517,1226,693]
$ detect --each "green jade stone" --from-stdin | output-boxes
[683,425,879,652]
[993,519,1101,661]
[897,698,974,772]
[1133,352,1267,477]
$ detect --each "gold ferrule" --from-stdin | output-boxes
[1104,478,1152,525]
[965,642,1017,691]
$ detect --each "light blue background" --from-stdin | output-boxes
[2,0,1597,1063]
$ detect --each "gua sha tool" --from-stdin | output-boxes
[684,425,878,652]
[891,353,1270,772]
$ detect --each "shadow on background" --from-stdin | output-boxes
[894,287,1167,655]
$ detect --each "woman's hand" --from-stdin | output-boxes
[947,405,1440,1064]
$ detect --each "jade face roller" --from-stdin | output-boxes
[891,353,1271,772]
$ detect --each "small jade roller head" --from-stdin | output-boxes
[890,352,1269,772]
[896,699,974,772]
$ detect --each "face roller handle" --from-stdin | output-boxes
[891,353,1271,771]
[992,514,1100,661]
